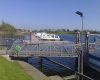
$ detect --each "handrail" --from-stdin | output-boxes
[75,72,94,80]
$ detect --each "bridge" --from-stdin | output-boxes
[2,41,80,57]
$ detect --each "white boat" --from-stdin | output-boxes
[36,32,60,41]
[88,34,100,72]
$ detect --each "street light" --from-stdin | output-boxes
[75,11,84,76]
[76,11,84,31]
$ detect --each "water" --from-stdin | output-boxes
[28,57,76,76]
[26,34,100,79]
[60,35,100,78]
[60,34,95,43]
[27,35,76,76]
[84,66,100,80]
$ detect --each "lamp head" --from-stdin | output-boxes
[76,11,83,17]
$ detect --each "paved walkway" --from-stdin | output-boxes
[1,55,13,62]
[18,61,64,80]
[18,61,49,80]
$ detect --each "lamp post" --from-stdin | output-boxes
[75,11,84,77]
[76,11,84,31]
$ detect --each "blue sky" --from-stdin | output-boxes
[0,0,100,30]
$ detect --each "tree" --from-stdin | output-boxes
[0,21,16,37]
[73,29,80,32]
[67,29,70,32]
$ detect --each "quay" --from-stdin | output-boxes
[0,32,96,80]
[0,41,94,80]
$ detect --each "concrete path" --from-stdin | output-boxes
[18,61,49,80]
[18,61,65,80]
[1,55,13,62]
[48,75,63,80]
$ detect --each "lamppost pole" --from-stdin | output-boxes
[76,11,84,77]
[76,11,84,32]
[81,15,84,32]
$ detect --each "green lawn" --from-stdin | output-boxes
[0,56,33,80]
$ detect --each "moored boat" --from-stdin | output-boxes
[36,32,60,41]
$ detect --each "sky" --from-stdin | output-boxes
[0,0,100,31]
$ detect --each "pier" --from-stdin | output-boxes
[0,40,94,80]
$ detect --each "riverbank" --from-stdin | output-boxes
[18,61,73,80]
[18,61,49,80]
[0,56,33,80]
[0,55,65,80]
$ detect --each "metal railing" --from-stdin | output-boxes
[75,72,94,80]
[8,42,79,57]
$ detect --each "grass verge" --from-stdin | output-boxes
[0,56,33,80]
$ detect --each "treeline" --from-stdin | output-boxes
[35,29,74,34]
[32,29,100,34]
[0,21,100,37]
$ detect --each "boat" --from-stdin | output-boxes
[35,32,60,41]
[88,34,100,72]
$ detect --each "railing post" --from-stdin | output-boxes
[85,32,89,54]
[84,31,90,68]
[61,46,62,56]
[75,31,84,80]
[38,44,40,55]
[50,44,51,57]
[39,57,43,71]
[76,31,80,44]
[77,49,81,80]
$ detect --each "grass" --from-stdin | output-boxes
[0,56,33,80]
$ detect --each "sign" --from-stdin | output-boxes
[15,45,21,53]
